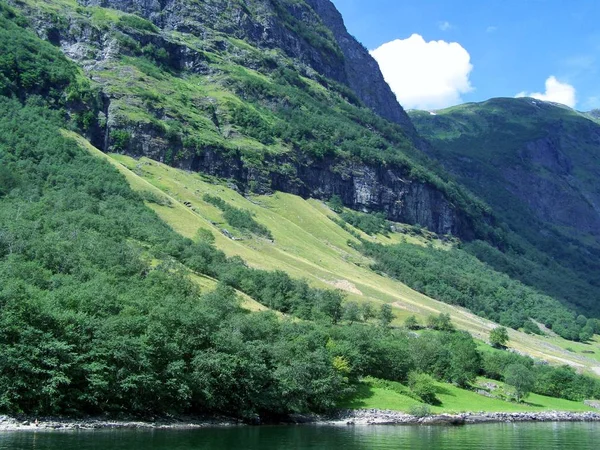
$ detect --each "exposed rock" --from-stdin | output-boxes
[328,409,600,426]
[2,410,600,430]
[185,149,472,237]
[303,0,414,129]
[14,0,480,238]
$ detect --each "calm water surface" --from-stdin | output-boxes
[1,423,598,449]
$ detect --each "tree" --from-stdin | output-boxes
[522,320,541,335]
[504,363,535,402]
[342,301,360,324]
[378,304,394,327]
[579,326,594,342]
[426,314,439,330]
[360,303,375,322]
[489,326,509,348]
[427,313,454,332]
[447,331,481,387]
[408,372,438,404]
[0,164,18,197]
[404,315,420,330]
[328,194,344,213]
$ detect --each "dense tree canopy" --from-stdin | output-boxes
[360,240,589,341]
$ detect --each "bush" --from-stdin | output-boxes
[490,326,509,348]
[522,320,542,335]
[139,190,172,206]
[203,194,273,239]
[404,315,420,330]
[408,372,438,404]
[328,194,343,213]
[339,210,388,235]
[408,404,431,417]
[195,228,215,243]
[111,129,131,151]
[117,14,159,33]
[426,313,455,332]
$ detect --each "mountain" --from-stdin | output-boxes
[8,0,474,236]
[409,98,600,318]
[410,98,600,240]
[2,0,600,420]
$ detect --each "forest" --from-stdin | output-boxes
[359,239,598,341]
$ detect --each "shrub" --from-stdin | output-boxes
[408,404,431,417]
[139,190,172,207]
[203,194,273,239]
[111,129,131,151]
[408,372,438,404]
[489,326,509,348]
[522,320,542,335]
[404,315,420,330]
[426,313,455,332]
[328,194,343,213]
[117,14,159,33]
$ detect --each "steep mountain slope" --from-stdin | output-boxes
[90,145,600,374]
[409,98,600,319]
[410,98,600,239]
[3,1,600,419]
[8,0,487,237]
[6,1,599,329]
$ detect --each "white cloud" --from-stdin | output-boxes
[370,34,474,110]
[515,76,576,108]
[486,26,498,33]
[439,21,452,31]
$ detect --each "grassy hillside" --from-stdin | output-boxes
[66,133,600,376]
[9,0,489,233]
[342,377,595,414]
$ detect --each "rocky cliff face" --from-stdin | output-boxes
[12,0,478,237]
[108,118,469,235]
[303,0,415,129]
[79,0,348,82]
[79,0,411,128]
[186,150,470,236]
[307,0,430,150]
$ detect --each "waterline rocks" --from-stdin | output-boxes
[0,415,240,431]
[329,409,600,426]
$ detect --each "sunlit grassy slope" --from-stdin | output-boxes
[341,377,595,413]
[66,131,600,377]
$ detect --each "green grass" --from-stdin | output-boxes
[341,378,595,414]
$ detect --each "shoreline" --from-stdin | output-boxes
[3,410,600,431]
[330,409,600,425]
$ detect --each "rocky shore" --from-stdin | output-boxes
[2,410,600,431]
[329,409,600,426]
[0,415,242,432]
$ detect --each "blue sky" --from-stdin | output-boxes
[331,0,600,111]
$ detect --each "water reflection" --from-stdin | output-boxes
[1,422,598,450]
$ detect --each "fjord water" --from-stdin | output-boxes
[2,423,599,450]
